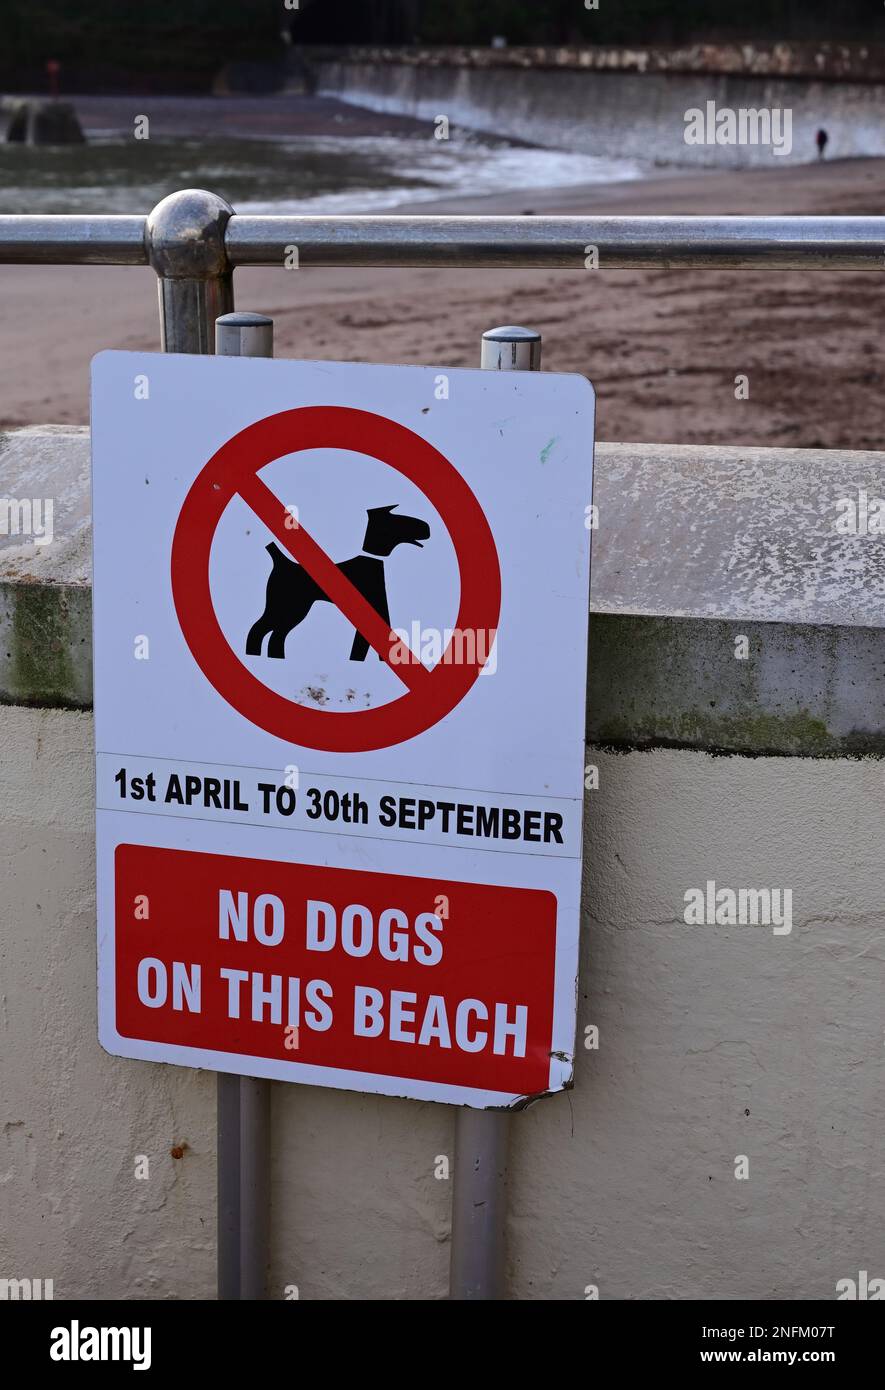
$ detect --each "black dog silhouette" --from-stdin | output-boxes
[246,505,430,661]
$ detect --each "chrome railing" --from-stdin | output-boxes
[1,190,883,351]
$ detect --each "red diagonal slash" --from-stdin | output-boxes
[238,472,434,694]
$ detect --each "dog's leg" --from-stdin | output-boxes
[251,544,320,660]
[350,630,370,662]
[267,618,299,659]
[349,575,390,662]
[246,611,273,656]
[267,597,314,659]
[248,545,300,656]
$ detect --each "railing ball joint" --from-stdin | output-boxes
[145,189,235,354]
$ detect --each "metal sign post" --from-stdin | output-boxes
[449,327,542,1302]
[215,312,275,1302]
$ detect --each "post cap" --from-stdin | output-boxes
[481,325,542,372]
[481,325,542,342]
[215,310,274,359]
[215,312,273,328]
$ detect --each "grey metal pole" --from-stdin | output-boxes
[214,312,275,1301]
[450,1107,510,1300]
[238,1075,271,1300]
[449,325,542,1303]
[216,1071,241,1300]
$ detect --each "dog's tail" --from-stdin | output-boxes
[266,541,298,571]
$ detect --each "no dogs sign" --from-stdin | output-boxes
[91,352,594,1108]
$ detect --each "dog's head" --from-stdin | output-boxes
[363,505,431,558]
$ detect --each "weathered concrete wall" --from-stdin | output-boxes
[4,430,885,755]
[2,706,883,1299]
[304,43,885,84]
[314,56,885,165]
[0,707,214,1299]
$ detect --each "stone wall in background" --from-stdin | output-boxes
[302,42,885,84]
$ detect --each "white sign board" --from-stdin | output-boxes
[91,351,594,1108]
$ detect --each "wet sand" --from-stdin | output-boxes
[1,152,884,448]
[70,91,438,141]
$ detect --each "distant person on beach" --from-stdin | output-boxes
[816,128,829,160]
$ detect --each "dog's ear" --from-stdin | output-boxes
[367,504,398,515]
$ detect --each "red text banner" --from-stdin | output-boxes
[115,845,557,1096]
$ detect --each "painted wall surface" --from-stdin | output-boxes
[1,703,882,1299]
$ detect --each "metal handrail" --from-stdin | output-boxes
[1,210,884,269]
[0,215,146,264]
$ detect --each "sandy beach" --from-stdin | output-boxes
[2,137,884,448]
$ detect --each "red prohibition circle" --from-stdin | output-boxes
[171,406,501,753]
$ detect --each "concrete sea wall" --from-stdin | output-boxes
[312,50,885,165]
